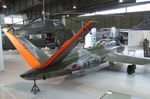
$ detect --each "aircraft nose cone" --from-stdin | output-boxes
[20,71,33,79]
[20,69,38,80]
[20,73,27,78]
[20,73,33,80]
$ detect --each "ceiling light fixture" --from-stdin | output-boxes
[119,0,123,3]
[73,5,76,9]
[67,14,69,17]
[2,4,7,8]
[106,91,112,95]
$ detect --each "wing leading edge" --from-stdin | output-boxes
[89,43,150,65]
[104,52,150,65]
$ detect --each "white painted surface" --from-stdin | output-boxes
[128,30,150,47]
[0,25,4,71]
[109,27,118,38]
[128,30,144,47]
[84,28,97,48]
[62,15,66,26]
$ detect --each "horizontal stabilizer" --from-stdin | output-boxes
[2,28,49,68]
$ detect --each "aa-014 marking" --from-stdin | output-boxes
[82,58,102,69]
[72,56,106,71]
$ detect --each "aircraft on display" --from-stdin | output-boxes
[96,27,129,44]
[2,21,150,95]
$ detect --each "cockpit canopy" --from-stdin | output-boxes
[95,39,120,47]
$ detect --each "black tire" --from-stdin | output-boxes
[127,65,132,75]
[109,62,114,66]
[42,76,46,80]
[132,64,136,70]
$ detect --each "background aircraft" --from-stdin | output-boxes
[96,27,129,44]
[2,18,74,50]
[2,0,80,50]
[2,21,150,95]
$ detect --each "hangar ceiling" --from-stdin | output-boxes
[1,0,136,18]
[1,0,149,30]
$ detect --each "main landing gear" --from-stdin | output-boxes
[127,64,136,75]
[31,80,40,95]
[109,62,115,66]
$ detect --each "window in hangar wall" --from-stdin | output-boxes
[136,0,150,3]
[4,17,12,24]
[4,15,26,24]
[13,17,23,24]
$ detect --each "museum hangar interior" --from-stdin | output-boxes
[0,0,150,99]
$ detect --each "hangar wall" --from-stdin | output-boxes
[2,1,150,33]
[66,12,150,32]
[128,30,150,47]
[3,0,118,18]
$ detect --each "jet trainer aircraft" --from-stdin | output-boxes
[2,21,150,95]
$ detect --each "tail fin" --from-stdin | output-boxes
[37,21,96,69]
[2,28,49,68]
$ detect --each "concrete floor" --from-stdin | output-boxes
[0,49,150,99]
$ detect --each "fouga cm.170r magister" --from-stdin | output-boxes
[2,21,150,95]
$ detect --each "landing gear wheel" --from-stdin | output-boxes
[109,62,114,66]
[31,80,40,95]
[127,65,136,75]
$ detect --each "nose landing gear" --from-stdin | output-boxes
[31,80,40,95]
[127,64,136,75]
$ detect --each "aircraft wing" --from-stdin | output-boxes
[104,52,150,65]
